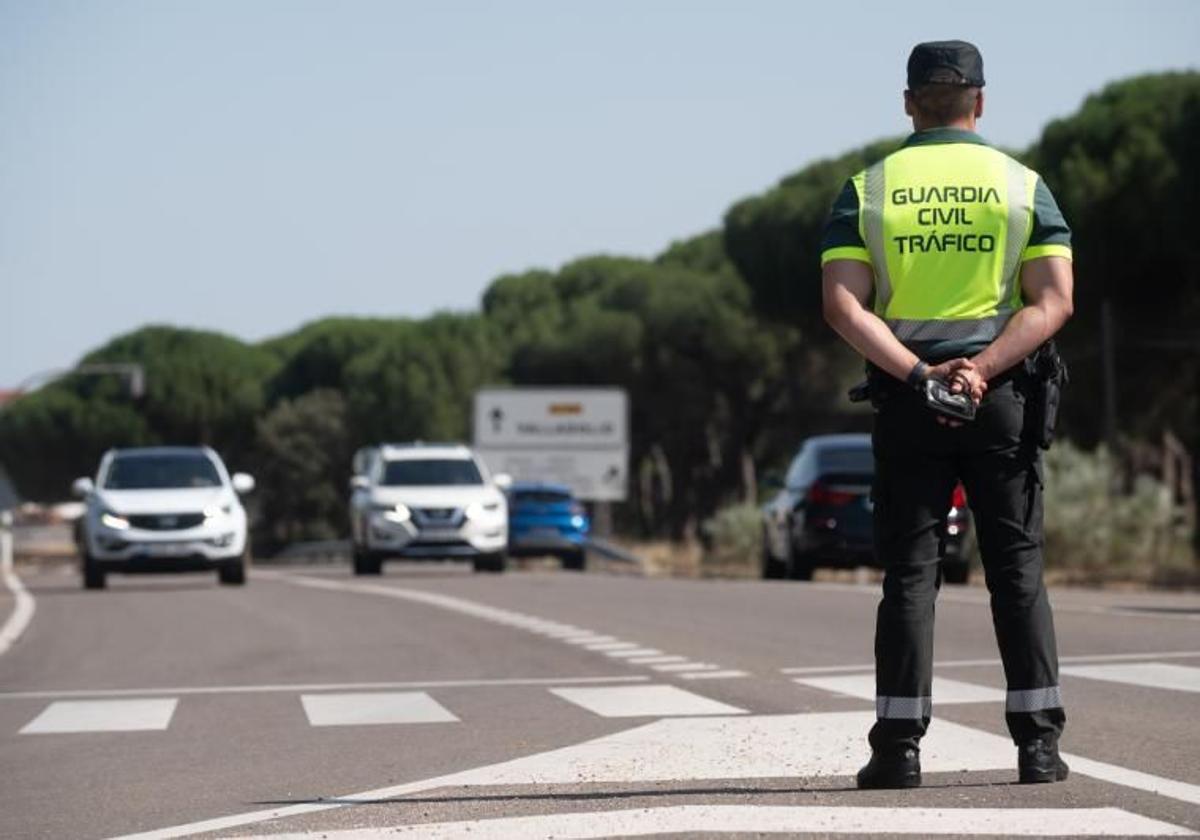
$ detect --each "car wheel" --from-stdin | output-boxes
[353,549,382,576]
[218,557,246,586]
[473,552,507,573]
[788,551,814,581]
[762,530,787,580]
[561,549,586,572]
[82,555,106,590]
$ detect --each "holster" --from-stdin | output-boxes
[1023,340,1069,450]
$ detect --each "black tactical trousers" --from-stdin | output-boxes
[869,375,1065,752]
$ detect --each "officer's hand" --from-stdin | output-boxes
[929,358,987,404]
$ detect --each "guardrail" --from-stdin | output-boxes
[583,538,643,568]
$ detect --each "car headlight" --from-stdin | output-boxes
[570,515,586,528]
[204,504,233,520]
[100,510,130,530]
[375,502,411,523]
[465,501,502,521]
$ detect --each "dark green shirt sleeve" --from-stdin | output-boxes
[821,179,865,250]
[820,178,871,265]
[1023,177,1073,260]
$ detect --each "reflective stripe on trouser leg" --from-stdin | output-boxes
[876,695,933,719]
[1006,686,1064,713]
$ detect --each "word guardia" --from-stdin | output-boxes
[891,183,1002,255]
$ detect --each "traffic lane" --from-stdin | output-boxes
[0,569,651,839]
[358,571,1200,677]
[0,566,641,691]
[0,684,633,840]
[335,570,1200,789]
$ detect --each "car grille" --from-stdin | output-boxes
[127,513,206,531]
[412,507,463,528]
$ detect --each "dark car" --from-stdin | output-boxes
[761,434,973,583]
[507,482,590,570]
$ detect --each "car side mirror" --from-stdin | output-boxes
[71,477,95,499]
[492,473,513,490]
[349,475,370,491]
[231,473,256,495]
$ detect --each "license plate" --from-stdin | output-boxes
[147,543,192,557]
[418,529,460,540]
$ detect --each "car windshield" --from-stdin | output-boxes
[381,458,483,486]
[104,454,222,489]
[817,446,874,475]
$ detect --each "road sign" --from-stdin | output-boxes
[473,388,629,501]
[473,388,627,449]
[474,447,628,502]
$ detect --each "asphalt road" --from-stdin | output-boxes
[1,559,1198,839]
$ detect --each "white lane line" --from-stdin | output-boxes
[565,635,617,645]
[1063,753,1200,808]
[603,648,663,658]
[780,649,1200,675]
[679,670,750,681]
[231,805,1196,838]
[795,675,1005,704]
[279,574,749,681]
[20,698,177,734]
[301,692,458,727]
[110,711,1200,839]
[549,685,746,718]
[650,662,720,673]
[0,675,650,701]
[0,527,36,657]
[1062,662,1200,694]
[626,655,688,665]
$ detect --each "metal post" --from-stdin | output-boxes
[592,502,613,539]
[1100,297,1118,450]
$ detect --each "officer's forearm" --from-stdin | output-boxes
[824,298,922,381]
[971,257,1074,380]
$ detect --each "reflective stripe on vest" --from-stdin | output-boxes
[861,146,1034,345]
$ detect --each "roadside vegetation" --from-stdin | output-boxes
[2,73,1197,582]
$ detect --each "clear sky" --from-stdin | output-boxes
[2,0,1197,387]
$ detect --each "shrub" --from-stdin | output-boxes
[1042,442,1194,583]
[699,503,762,578]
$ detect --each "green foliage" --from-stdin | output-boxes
[344,314,503,445]
[0,386,151,499]
[1043,441,1192,582]
[253,389,351,548]
[699,502,762,578]
[1028,73,1200,445]
[723,138,902,333]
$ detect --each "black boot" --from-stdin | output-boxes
[1018,738,1069,784]
[856,747,921,789]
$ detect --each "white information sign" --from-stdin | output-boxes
[473,388,629,501]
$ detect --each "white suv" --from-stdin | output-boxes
[73,446,254,589]
[349,443,509,574]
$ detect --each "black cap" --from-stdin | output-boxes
[907,40,985,88]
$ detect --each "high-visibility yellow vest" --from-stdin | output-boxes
[821,128,1072,359]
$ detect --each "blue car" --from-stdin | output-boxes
[507,482,590,570]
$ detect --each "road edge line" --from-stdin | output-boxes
[0,526,36,657]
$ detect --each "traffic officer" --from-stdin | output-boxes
[820,40,1075,789]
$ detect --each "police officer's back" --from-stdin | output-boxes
[821,40,1075,789]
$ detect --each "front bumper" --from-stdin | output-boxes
[509,530,586,555]
[364,513,506,558]
[87,523,246,567]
